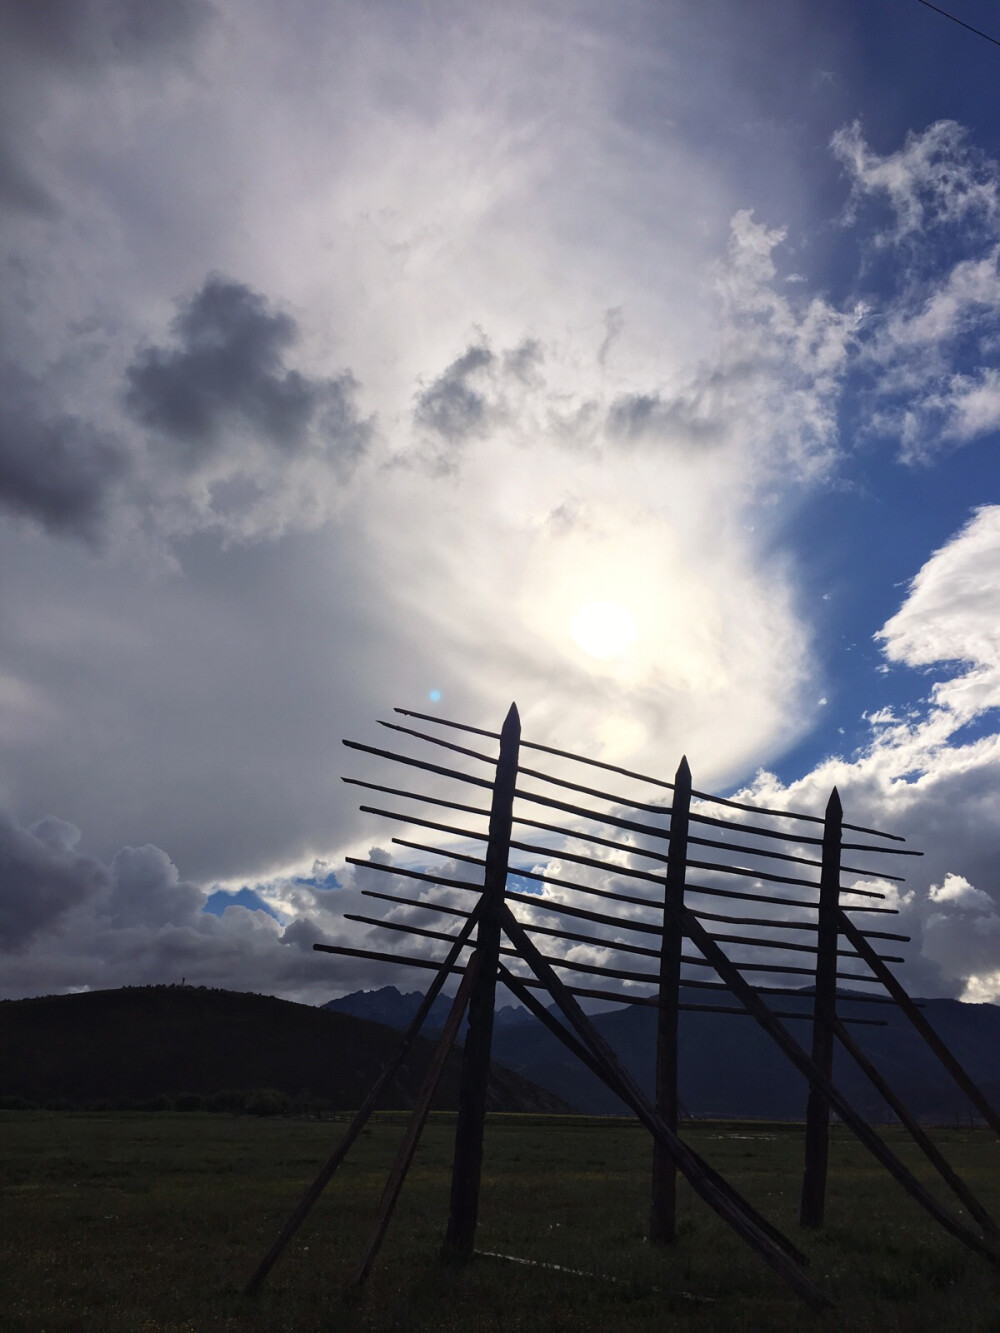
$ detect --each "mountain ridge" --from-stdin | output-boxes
[326,984,1000,1122]
[0,985,573,1113]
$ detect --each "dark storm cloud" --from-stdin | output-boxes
[0,812,108,951]
[414,342,497,444]
[0,368,129,540]
[125,277,372,472]
[606,388,725,447]
[411,336,544,472]
[0,0,212,70]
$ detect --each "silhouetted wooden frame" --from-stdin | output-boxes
[246,700,1000,1309]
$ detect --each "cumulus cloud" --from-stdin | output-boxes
[0,275,374,544]
[928,872,994,912]
[737,506,1000,1000]
[877,505,1000,724]
[0,810,108,950]
[0,800,359,1001]
[0,366,130,540]
[126,276,371,471]
[411,336,547,473]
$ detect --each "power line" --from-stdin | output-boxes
[914,0,1000,50]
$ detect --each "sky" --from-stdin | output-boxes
[1,0,999,1009]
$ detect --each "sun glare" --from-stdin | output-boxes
[570,600,637,660]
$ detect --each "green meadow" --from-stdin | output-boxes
[2,1111,999,1332]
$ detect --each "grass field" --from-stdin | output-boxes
[2,1110,999,1332]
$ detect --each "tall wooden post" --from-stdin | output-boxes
[800,786,842,1228]
[444,702,520,1257]
[650,756,690,1244]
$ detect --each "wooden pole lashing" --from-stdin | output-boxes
[800,785,842,1228]
[444,702,521,1258]
[651,755,690,1244]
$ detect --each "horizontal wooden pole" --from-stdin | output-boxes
[353,850,899,947]
[333,917,886,996]
[378,719,496,765]
[356,907,664,964]
[705,930,904,964]
[391,707,902,841]
[371,802,886,899]
[312,943,887,1024]
[388,838,663,912]
[357,889,904,1011]
[692,907,910,942]
[388,832,894,917]
[346,856,482,895]
[840,842,923,857]
[344,738,493,788]
[362,886,469,917]
[357,885,658,949]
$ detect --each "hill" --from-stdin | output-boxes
[328,984,1000,1121]
[0,985,572,1113]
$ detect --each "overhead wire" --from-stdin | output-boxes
[914,0,1000,50]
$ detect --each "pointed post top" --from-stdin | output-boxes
[498,702,521,755]
[825,786,843,821]
[675,755,691,787]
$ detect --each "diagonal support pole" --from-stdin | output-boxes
[834,1017,997,1236]
[498,904,832,1310]
[838,910,1000,1137]
[680,906,1000,1265]
[354,953,482,1286]
[496,961,808,1267]
[243,896,485,1293]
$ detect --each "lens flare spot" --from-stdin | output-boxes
[570,601,637,660]
[428,688,442,702]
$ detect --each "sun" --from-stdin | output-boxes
[570,600,638,660]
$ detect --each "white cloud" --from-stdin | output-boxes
[830,122,1000,464]
[928,872,994,911]
[877,505,1000,725]
[739,507,1000,998]
[832,119,1000,243]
